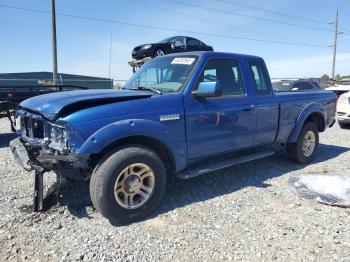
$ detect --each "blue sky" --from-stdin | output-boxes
[0,0,349,80]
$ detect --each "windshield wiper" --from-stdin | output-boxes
[129,86,162,95]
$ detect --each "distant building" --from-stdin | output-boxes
[0,72,113,89]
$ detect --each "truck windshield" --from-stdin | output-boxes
[124,56,198,94]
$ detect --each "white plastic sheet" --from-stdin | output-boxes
[289,175,350,208]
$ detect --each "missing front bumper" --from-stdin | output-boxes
[9,137,72,212]
[9,137,34,171]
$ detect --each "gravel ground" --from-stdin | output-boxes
[0,117,350,261]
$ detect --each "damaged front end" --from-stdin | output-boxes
[11,110,89,178]
[10,110,91,212]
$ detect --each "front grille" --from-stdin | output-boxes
[23,117,44,139]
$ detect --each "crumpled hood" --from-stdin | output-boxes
[20,89,152,120]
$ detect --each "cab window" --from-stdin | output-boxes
[249,62,271,95]
[197,59,245,96]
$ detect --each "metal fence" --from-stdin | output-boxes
[0,78,114,89]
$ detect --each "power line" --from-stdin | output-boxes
[0,3,331,48]
[164,0,334,32]
[213,0,331,25]
[340,28,350,34]
[126,0,295,42]
[337,49,350,55]
[216,0,350,34]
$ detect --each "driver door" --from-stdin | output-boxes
[184,58,257,159]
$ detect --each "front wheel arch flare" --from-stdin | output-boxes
[76,119,185,172]
[90,135,176,173]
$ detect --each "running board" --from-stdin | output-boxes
[177,150,275,180]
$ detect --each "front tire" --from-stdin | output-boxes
[90,146,166,225]
[153,48,166,57]
[287,122,319,164]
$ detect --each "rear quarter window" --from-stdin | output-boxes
[249,61,271,95]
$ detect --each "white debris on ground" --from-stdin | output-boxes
[289,175,350,207]
[0,117,350,261]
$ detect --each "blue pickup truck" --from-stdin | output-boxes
[10,52,336,224]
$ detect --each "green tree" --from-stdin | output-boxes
[320,74,329,81]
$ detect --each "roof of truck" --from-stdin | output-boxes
[164,51,264,61]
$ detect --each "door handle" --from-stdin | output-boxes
[243,104,256,111]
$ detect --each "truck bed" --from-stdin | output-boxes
[275,91,336,142]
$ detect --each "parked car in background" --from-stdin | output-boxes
[336,91,350,128]
[131,36,213,60]
[129,36,214,72]
[273,80,321,92]
[325,84,350,97]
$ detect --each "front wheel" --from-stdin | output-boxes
[90,146,166,225]
[287,122,319,164]
[153,48,165,57]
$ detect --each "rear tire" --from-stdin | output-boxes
[287,122,319,164]
[90,146,166,225]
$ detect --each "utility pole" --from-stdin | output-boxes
[331,9,339,79]
[51,0,58,85]
[108,33,113,79]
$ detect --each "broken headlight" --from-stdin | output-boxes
[49,125,69,152]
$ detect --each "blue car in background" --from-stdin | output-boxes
[11,51,336,224]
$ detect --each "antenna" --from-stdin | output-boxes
[108,32,113,79]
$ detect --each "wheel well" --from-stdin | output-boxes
[90,136,175,172]
[305,112,325,132]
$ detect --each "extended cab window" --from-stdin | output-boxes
[197,59,245,96]
[249,62,271,95]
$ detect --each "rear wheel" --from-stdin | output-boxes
[287,122,319,164]
[90,146,166,225]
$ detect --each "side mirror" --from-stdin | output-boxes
[192,81,222,98]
